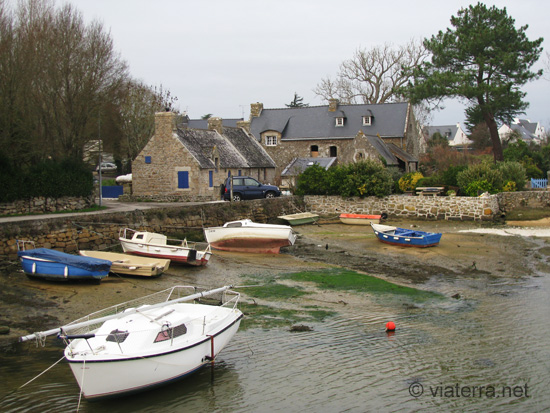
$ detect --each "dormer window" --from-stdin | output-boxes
[266,135,277,146]
[335,117,345,127]
[362,116,372,126]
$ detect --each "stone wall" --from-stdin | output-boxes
[0,196,94,216]
[496,190,550,212]
[0,197,306,260]
[304,194,500,221]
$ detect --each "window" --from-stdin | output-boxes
[362,116,371,126]
[209,171,213,188]
[330,146,337,157]
[311,145,318,152]
[106,329,129,343]
[145,156,151,164]
[266,135,277,146]
[214,157,219,172]
[178,171,189,189]
[154,323,187,343]
[238,170,242,176]
[335,117,344,127]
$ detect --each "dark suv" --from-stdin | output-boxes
[222,176,281,201]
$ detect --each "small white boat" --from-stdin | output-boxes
[204,219,297,253]
[119,228,211,266]
[20,285,242,399]
[79,250,170,277]
[277,212,319,226]
[339,213,382,225]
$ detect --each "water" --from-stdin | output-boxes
[1,262,549,411]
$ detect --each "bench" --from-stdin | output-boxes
[415,187,445,196]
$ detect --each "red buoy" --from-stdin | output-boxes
[385,321,396,331]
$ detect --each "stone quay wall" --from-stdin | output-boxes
[304,190,549,221]
[0,197,306,260]
[0,196,95,217]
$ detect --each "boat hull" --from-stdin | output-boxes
[371,223,442,248]
[339,214,381,225]
[79,251,170,277]
[119,240,210,266]
[204,222,297,253]
[277,213,319,226]
[18,248,110,281]
[65,312,242,399]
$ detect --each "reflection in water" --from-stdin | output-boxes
[1,270,549,412]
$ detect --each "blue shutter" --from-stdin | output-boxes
[145,156,151,164]
[178,171,189,189]
[238,170,242,176]
[209,171,213,187]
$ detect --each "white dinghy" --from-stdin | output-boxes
[20,285,242,399]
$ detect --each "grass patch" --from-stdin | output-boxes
[506,207,550,221]
[238,302,335,329]
[239,283,309,300]
[281,268,442,300]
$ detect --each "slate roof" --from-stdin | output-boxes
[424,125,457,141]
[249,102,409,141]
[364,134,399,166]
[175,127,275,169]
[281,157,337,176]
[187,118,243,129]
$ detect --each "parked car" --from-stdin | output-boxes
[96,162,117,172]
[222,176,281,201]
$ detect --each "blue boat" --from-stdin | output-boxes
[370,223,442,248]
[18,247,112,282]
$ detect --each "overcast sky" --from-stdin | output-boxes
[69,0,549,128]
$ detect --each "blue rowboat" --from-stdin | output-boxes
[18,248,111,282]
[370,223,442,248]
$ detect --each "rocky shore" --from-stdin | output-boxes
[1,217,549,352]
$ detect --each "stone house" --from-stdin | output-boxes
[131,111,276,201]
[498,118,546,145]
[424,123,473,148]
[242,100,422,182]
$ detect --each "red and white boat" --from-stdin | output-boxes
[203,219,297,253]
[119,228,211,266]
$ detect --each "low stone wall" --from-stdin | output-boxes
[305,194,500,221]
[496,190,550,212]
[0,197,305,260]
[0,196,94,216]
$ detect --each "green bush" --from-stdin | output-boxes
[295,160,393,198]
[495,161,526,191]
[457,162,504,195]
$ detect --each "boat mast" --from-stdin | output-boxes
[20,285,234,343]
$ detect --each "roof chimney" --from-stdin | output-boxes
[208,117,223,134]
[154,111,177,136]
[328,99,339,112]
[250,102,263,118]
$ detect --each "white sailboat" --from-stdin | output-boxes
[20,285,243,399]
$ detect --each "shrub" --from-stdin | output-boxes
[457,162,503,195]
[495,161,526,191]
[296,160,393,198]
[398,172,423,192]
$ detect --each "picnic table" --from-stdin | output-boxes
[416,187,445,196]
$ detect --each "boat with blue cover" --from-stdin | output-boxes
[370,223,442,248]
[17,243,111,282]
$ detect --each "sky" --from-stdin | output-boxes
[65,0,550,128]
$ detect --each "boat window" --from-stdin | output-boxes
[106,329,130,343]
[136,234,144,240]
[226,222,242,228]
[154,323,187,343]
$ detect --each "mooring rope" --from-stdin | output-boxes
[18,355,65,390]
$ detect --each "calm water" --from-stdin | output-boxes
[1,254,549,412]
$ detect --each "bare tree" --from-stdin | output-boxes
[314,39,428,104]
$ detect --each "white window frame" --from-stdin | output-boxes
[362,116,372,126]
[335,117,344,127]
[265,135,277,146]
